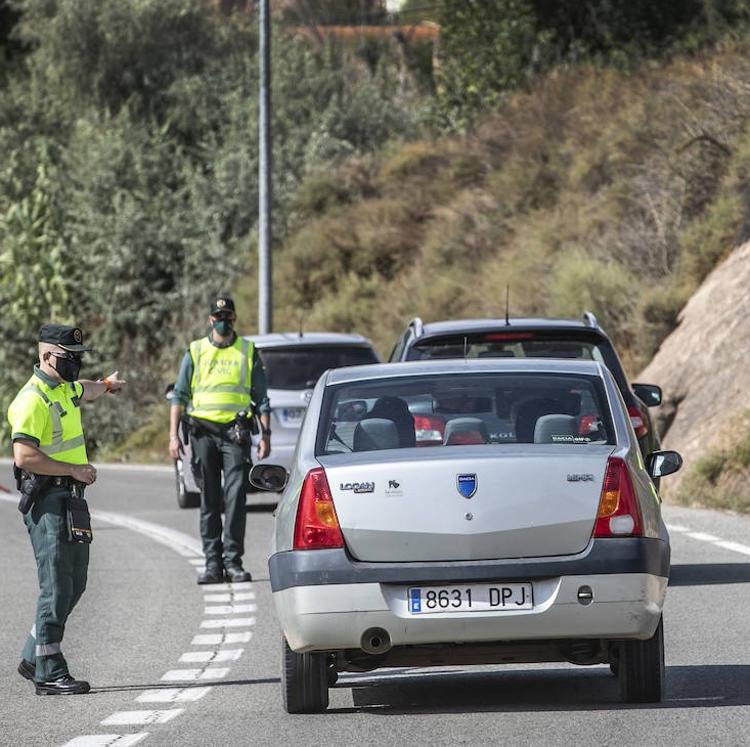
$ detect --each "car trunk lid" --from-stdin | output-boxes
[317,446,615,562]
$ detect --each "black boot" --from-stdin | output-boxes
[197,564,225,585]
[18,660,34,682]
[35,675,90,695]
[225,564,252,583]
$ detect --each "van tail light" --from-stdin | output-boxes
[293,468,344,550]
[627,405,648,439]
[445,431,485,445]
[593,457,643,537]
[414,415,445,446]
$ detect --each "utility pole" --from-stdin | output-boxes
[258,0,272,334]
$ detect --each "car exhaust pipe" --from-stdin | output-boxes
[360,627,391,655]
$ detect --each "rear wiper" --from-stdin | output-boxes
[329,423,352,452]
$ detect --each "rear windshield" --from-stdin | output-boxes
[407,333,602,362]
[317,373,614,455]
[259,346,378,390]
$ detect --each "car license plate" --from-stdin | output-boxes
[279,407,305,426]
[407,583,533,614]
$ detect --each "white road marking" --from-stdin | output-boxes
[89,509,203,558]
[161,668,231,682]
[687,531,720,542]
[199,667,231,680]
[201,582,254,592]
[136,687,212,704]
[665,523,689,532]
[203,604,257,615]
[200,617,256,629]
[101,710,184,726]
[713,540,750,556]
[179,649,244,663]
[61,736,149,747]
[191,632,253,645]
[203,592,255,602]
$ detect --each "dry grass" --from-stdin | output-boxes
[237,42,750,376]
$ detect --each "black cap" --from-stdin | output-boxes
[209,294,236,315]
[38,323,93,353]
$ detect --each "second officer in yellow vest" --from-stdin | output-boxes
[169,294,270,584]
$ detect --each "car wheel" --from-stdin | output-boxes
[618,617,665,703]
[282,637,329,714]
[175,459,201,509]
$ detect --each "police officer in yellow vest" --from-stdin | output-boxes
[7,324,126,695]
[169,294,270,584]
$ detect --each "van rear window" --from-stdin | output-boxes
[317,373,614,455]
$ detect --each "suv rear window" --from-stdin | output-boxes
[317,373,614,455]
[259,346,378,390]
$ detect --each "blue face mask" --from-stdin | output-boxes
[212,319,233,336]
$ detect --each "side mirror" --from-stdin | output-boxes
[646,450,682,479]
[633,383,662,408]
[249,463,289,492]
[165,383,175,401]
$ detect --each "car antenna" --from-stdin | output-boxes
[463,335,468,362]
[298,311,304,339]
[505,285,511,326]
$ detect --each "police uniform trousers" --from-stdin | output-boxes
[21,487,89,682]
[191,431,250,568]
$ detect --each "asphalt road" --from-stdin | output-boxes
[1,464,749,746]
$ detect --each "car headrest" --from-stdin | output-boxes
[534,414,579,444]
[443,417,490,445]
[353,418,400,452]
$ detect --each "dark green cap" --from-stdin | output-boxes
[38,323,93,352]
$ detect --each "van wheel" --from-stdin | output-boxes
[282,637,329,713]
[175,460,201,509]
[618,617,665,703]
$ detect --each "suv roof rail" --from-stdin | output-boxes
[582,311,598,328]
[408,317,424,338]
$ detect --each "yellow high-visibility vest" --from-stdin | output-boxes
[8,375,88,465]
[188,336,254,424]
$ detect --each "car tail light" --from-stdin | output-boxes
[414,415,445,446]
[627,405,648,439]
[293,468,344,550]
[593,457,643,537]
[445,431,485,445]
[578,414,600,435]
[483,332,534,342]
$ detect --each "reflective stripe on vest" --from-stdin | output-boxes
[188,337,254,424]
[20,381,88,464]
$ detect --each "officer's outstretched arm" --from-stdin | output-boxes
[13,440,97,484]
[80,371,128,401]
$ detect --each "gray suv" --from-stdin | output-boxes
[388,313,662,457]
[174,332,379,508]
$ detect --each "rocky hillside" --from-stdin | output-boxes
[639,241,750,511]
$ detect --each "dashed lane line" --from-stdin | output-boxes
[61,735,149,747]
[135,688,212,704]
[666,522,750,557]
[204,603,257,615]
[101,711,184,726]
[191,631,253,645]
[200,616,256,629]
[179,649,244,663]
[160,667,231,682]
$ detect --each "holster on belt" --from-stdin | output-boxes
[14,464,51,515]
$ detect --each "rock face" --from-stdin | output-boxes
[639,242,750,491]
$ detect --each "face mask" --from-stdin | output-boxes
[52,355,82,382]
[212,319,234,336]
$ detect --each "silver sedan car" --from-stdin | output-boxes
[252,359,682,713]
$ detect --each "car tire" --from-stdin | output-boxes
[618,617,665,703]
[282,637,329,714]
[175,459,201,509]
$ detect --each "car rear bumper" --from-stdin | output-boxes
[269,538,670,652]
[275,572,667,652]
